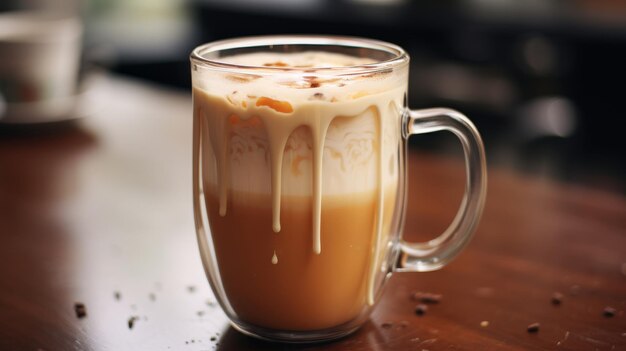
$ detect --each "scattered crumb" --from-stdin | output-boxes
[415,304,428,316]
[210,336,217,342]
[197,311,205,317]
[187,285,196,293]
[149,293,156,302]
[527,322,540,333]
[74,303,87,319]
[552,292,563,305]
[603,306,616,318]
[206,300,217,307]
[114,291,121,301]
[480,321,489,327]
[128,316,139,329]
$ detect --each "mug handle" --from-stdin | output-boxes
[396,108,487,272]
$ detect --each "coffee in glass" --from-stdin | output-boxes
[191,36,486,342]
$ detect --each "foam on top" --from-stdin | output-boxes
[193,51,404,104]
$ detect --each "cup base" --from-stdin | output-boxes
[229,319,362,344]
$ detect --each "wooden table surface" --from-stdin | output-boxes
[1,74,624,351]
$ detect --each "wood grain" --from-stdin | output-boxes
[0,74,624,350]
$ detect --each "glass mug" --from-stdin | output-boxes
[191,36,486,343]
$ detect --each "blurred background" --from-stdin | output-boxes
[2,0,625,193]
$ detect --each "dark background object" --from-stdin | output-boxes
[2,0,625,193]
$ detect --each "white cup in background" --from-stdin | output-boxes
[0,11,82,123]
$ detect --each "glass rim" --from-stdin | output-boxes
[190,35,409,75]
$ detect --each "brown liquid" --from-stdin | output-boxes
[206,190,394,330]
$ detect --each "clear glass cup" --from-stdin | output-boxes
[191,36,487,343]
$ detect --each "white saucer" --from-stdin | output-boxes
[0,94,84,124]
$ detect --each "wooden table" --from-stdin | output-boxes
[1,74,624,350]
